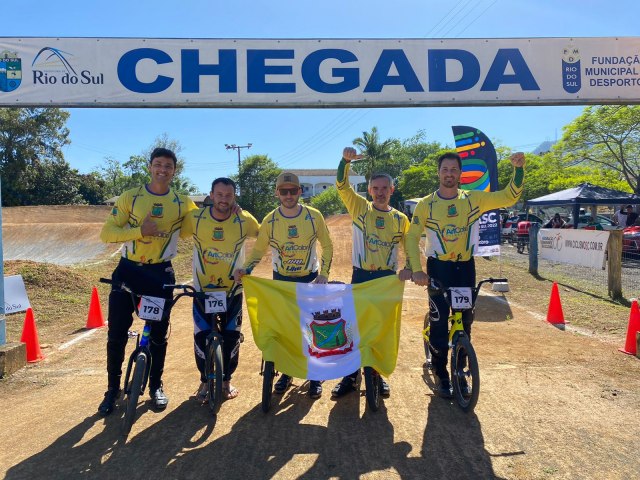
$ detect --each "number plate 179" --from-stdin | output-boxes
[450,287,473,310]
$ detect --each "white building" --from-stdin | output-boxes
[289,169,367,199]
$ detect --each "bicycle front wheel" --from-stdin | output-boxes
[363,366,381,412]
[123,352,147,436]
[205,336,224,415]
[451,336,480,412]
[261,361,275,413]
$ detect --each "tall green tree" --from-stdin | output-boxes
[351,127,394,182]
[233,154,281,220]
[555,105,640,193]
[0,107,70,206]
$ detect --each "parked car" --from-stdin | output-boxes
[623,225,640,255]
[502,213,544,242]
[564,214,618,230]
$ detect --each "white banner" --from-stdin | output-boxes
[1,37,639,107]
[538,229,610,269]
[3,275,31,315]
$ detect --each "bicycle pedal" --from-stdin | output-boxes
[127,330,138,338]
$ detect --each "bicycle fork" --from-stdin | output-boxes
[124,324,152,396]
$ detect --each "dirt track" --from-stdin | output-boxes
[2,206,112,265]
[1,213,639,479]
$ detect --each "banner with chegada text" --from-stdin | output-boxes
[243,275,404,380]
[538,228,609,269]
[453,125,501,256]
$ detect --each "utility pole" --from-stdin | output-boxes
[225,143,252,196]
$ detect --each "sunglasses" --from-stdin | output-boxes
[278,187,299,195]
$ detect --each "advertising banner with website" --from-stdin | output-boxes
[453,125,500,256]
[1,37,639,107]
[538,228,610,269]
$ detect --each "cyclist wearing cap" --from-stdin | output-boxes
[98,147,197,416]
[406,151,525,398]
[331,147,412,400]
[182,177,260,402]
[234,171,333,399]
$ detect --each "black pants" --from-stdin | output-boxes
[106,258,175,391]
[426,257,476,381]
[345,267,397,380]
[193,293,243,382]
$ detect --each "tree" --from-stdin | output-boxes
[397,149,451,199]
[94,134,198,197]
[310,186,346,217]
[351,127,394,182]
[387,130,442,180]
[0,107,70,206]
[233,154,281,220]
[555,105,640,193]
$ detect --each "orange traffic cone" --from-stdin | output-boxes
[20,308,44,362]
[546,282,565,327]
[85,287,105,329]
[619,299,640,356]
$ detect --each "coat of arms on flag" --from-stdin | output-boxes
[306,309,353,357]
[244,275,404,381]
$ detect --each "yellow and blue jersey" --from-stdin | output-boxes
[336,161,410,271]
[243,205,333,278]
[100,185,197,264]
[183,207,260,293]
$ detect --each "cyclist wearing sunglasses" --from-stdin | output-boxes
[234,171,333,399]
[331,147,413,400]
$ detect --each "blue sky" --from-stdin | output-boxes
[4,0,638,193]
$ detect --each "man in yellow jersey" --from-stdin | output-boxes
[407,151,525,398]
[331,147,413,399]
[98,147,197,416]
[234,172,333,399]
[182,177,259,401]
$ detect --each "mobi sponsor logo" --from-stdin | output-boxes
[0,50,22,92]
[31,47,104,86]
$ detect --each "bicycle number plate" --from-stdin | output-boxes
[138,296,166,321]
[205,291,227,313]
[449,287,473,310]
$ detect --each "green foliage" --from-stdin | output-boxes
[233,154,281,220]
[95,133,198,197]
[397,148,452,198]
[0,107,71,205]
[351,126,394,181]
[309,186,346,217]
[554,105,640,193]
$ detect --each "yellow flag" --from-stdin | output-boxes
[244,275,404,380]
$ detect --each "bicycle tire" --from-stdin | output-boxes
[423,315,433,369]
[363,366,380,412]
[451,335,480,412]
[261,361,275,413]
[123,353,147,435]
[205,336,224,415]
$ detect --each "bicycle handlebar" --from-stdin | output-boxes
[428,277,508,299]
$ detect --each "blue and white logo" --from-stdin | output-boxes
[562,45,581,94]
[0,50,22,92]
